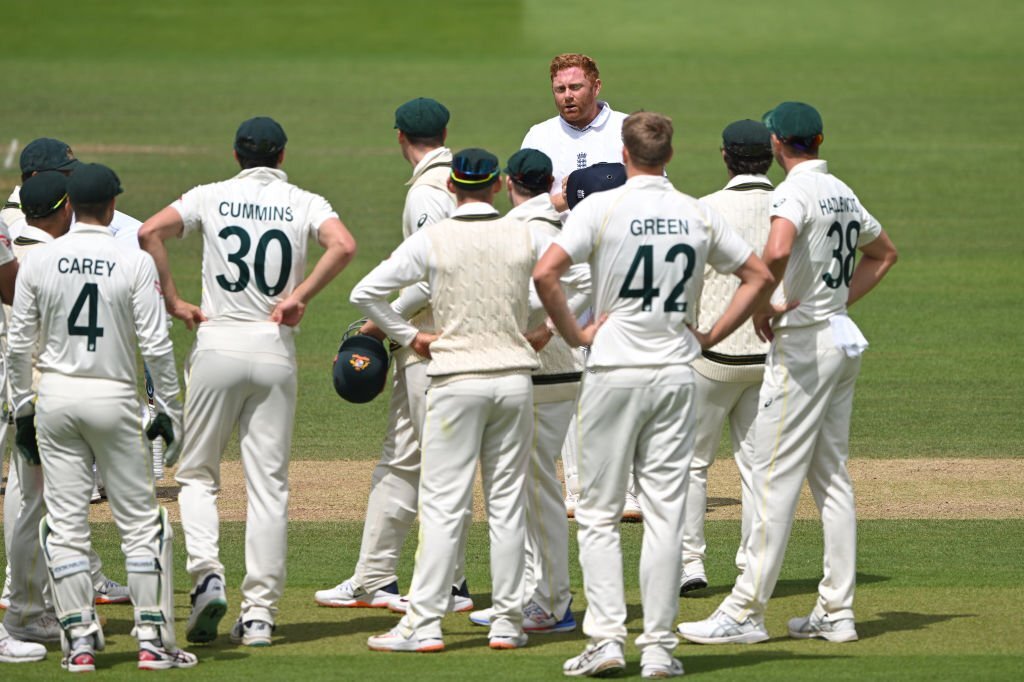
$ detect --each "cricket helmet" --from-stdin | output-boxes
[333,319,390,404]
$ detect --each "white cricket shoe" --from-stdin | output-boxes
[564,491,578,519]
[185,574,227,644]
[523,599,578,633]
[388,581,474,614]
[4,614,61,643]
[563,639,626,677]
[622,492,643,522]
[489,631,528,650]
[0,627,46,663]
[679,569,708,597]
[787,613,859,642]
[641,657,684,679]
[230,618,274,647]
[94,576,131,604]
[367,624,444,653]
[138,640,199,669]
[677,609,769,644]
[314,579,398,608]
[61,636,96,673]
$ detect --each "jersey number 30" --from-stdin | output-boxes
[68,283,104,352]
[216,226,293,295]
[619,244,696,312]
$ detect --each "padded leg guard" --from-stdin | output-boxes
[126,507,176,649]
[39,516,104,653]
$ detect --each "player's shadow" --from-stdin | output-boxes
[856,611,973,640]
[278,616,401,644]
[707,496,740,509]
[155,483,181,502]
[683,649,848,675]
[695,572,890,599]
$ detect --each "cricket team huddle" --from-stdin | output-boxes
[0,52,898,677]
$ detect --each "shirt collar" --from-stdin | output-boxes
[787,159,828,177]
[234,166,289,183]
[560,101,613,132]
[69,221,114,236]
[408,147,452,185]
[19,224,55,243]
[452,201,500,218]
[725,174,774,189]
[507,193,557,221]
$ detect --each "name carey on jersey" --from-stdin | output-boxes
[218,202,294,222]
[57,257,116,276]
[818,195,859,216]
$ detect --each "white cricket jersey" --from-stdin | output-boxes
[171,167,337,323]
[350,202,539,379]
[556,174,752,369]
[697,174,773,368]
[7,222,172,409]
[0,221,14,336]
[3,184,141,246]
[521,102,627,215]
[768,160,882,330]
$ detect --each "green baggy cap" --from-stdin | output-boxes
[394,98,450,137]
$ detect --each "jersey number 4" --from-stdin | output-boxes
[68,283,104,352]
[823,220,861,289]
[216,226,293,295]
[619,244,696,312]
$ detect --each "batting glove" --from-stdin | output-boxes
[15,414,41,466]
[146,412,183,467]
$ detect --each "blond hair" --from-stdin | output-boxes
[549,53,600,83]
[622,111,673,167]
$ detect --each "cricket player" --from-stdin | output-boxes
[1,142,134,624]
[138,117,357,646]
[680,120,775,596]
[7,163,196,671]
[521,52,640,522]
[315,98,473,614]
[354,148,538,653]
[534,111,773,678]
[679,101,898,645]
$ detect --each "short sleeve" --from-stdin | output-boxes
[856,202,883,246]
[171,186,205,237]
[306,192,339,241]
[555,200,597,264]
[768,182,808,235]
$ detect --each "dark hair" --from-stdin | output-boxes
[779,135,822,155]
[404,132,445,148]
[723,149,772,176]
[510,179,547,198]
[238,153,281,170]
[70,200,112,222]
[452,184,496,202]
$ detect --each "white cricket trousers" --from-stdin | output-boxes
[522,397,574,617]
[352,361,469,592]
[682,372,761,576]
[721,322,860,624]
[407,374,532,640]
[177,347,296,624]
[34,377,161,627]
[575,365,695,665]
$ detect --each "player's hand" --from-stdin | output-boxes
[525,324,554,352]
[754,301,800,343]
[689,326,713,350]
[169,299,207,331]
[146,410,183,467]
[15,415,40,466]
[576,313,608,347]
[359,319,387,341]
[410,332,438,359]
[271,296,306,327]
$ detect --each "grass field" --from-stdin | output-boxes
[1,0,1022,678]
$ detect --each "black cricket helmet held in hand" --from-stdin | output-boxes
[333,319,390,404]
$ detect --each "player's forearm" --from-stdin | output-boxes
[141,349,181,414]
[291,239,356,306]
[705,255,775,347]
[848,243,898,307]
[353,297,418,347]
[8,350,35,417]
[391,283,430,320]
[535,274,582,346]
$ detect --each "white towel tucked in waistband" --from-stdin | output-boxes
[829,314,869,358]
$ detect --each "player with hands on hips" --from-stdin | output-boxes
[7,163,196,671]
[139,117,357,648]
[534,111,774,678]
[678,101,898,646]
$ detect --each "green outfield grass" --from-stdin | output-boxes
[2,0,1021,460]
[1,520,1021,679]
